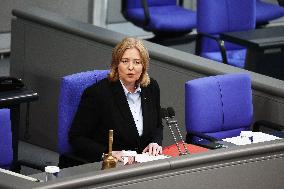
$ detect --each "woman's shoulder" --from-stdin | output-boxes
[146,77,159,92]
[95,77,110,87]
[84,78,110,94]
[149,77,159,87]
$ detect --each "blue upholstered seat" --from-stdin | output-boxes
[256,0,284,25]
[58,70,109,167]
[0,109,13,170]
[196,0,256,68]
[122,0,196,37]
[185,73,253,144]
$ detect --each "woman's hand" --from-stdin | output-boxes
[111,151,123,162]
[112,151,135,164]
[142,143,163,156]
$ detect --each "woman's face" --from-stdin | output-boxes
[118,47,143,87]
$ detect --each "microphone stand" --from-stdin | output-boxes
[161,108,187,156]
[167,107,190,155]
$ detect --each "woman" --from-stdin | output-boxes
[69,37,163,164]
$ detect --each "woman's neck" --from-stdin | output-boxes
[125,84,136,93]
[122,81,136,93]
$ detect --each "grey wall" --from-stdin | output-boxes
[107,0,124,24]
[0,0,91,32]
[10,7,284,151]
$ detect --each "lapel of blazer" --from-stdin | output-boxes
[111,81,139,138]
[141,86,151,137]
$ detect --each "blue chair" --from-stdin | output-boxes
[256,0,284,26]
[185,73,283,148]
[58,70,109,168]
[196,0,256,68]
[122,0,196,39]
[0,109,13,170]
[0,103,45,172]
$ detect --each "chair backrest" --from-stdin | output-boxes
[58,70,109,155]
[0,109,13,169]
[197,0,256,52]
[185,73,253,141]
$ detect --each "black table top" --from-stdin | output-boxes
[0,88,38,107]
[220,26,284,50]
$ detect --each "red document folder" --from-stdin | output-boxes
[163,141,209,157]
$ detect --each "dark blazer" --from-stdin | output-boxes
[69,77,163,162]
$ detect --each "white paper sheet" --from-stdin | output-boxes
[135,153,170,163]
[121,150,170,164]
[222,131,281,145]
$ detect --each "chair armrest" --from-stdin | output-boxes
[252,120,284,132]
[186,132,224,149]
[198,142,224,150]
[141,0,150,25]
[196,32,228,64]
[186,131,218,142]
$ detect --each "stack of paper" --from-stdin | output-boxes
[135,153,170,163]
[121,151,169,164]
[222,131,281,145]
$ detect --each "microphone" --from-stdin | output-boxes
[167,107,189,155]
[160,108,169,120]
[161,108,183,155]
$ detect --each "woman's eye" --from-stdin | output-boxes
[135,60,141,64]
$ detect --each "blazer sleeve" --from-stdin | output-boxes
[69,86,106,162]
[150,79,163,145]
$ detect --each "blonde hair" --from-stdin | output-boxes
[108,37,150,87]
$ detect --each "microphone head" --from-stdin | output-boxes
[160,108,169,119]
[167,107,175,118]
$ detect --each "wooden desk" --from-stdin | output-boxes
[220,26,284,80]
[0,89,38,171]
